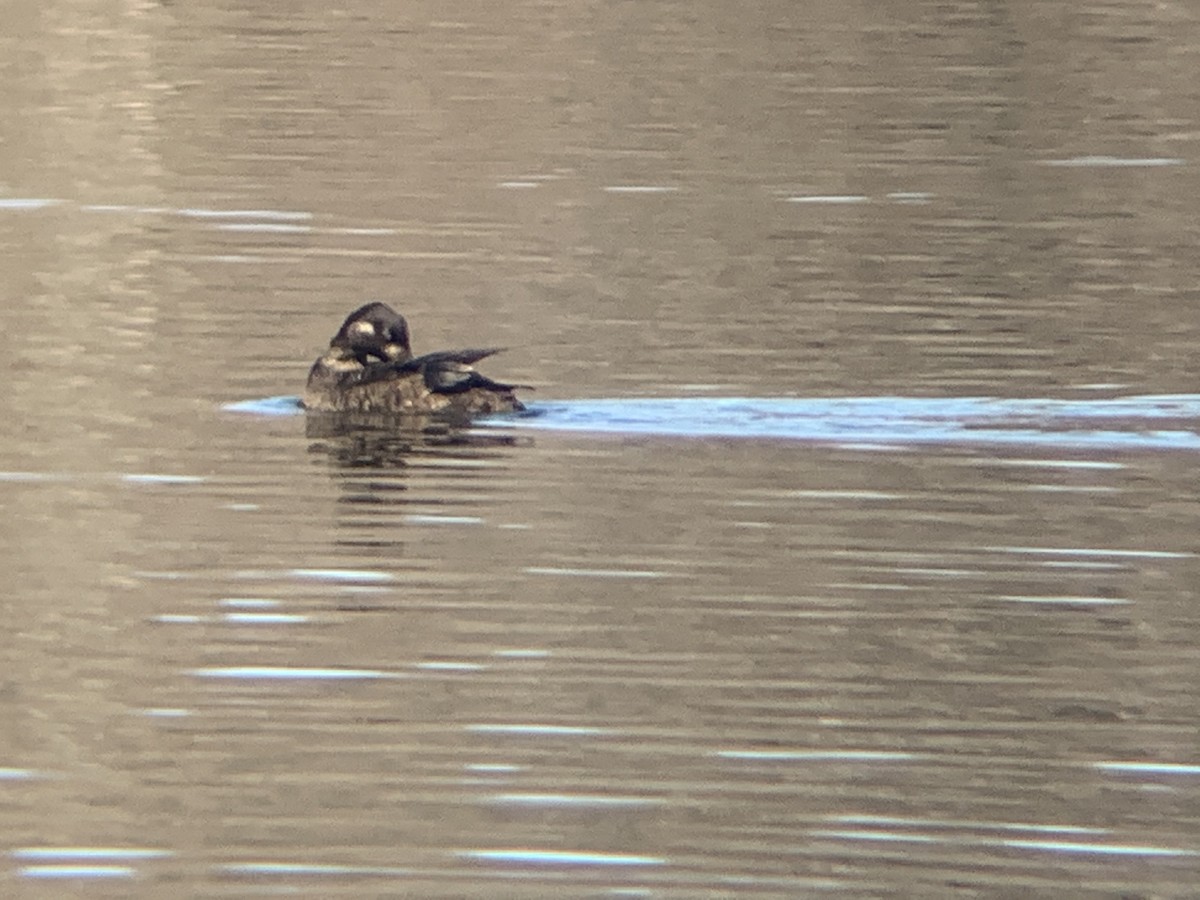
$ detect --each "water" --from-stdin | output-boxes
[239,393,1200,449]
[3,1,1200,896]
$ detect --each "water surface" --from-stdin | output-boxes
[3,1,1200,896]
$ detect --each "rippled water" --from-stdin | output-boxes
[3,1,1200,896]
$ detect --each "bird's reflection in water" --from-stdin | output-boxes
[299,415,528,601]
[305,411,525,472]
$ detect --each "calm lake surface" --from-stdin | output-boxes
[3,1,1200,895]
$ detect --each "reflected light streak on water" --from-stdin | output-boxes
[227,394,1200,451]
[190,666,400,680]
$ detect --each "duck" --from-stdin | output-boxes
[304,302,527,415]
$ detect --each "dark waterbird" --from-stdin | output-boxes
[304,302,527,416]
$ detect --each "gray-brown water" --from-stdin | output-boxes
[3,1,1200,895]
